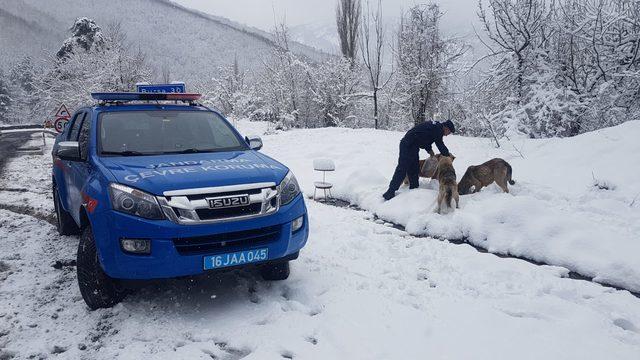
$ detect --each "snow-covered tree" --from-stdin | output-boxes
[254,21,307,129]
[306,57,361,127]
[472,0,639,138]
[0,70,11,124]
[57,17,105,59]
[478,0,551,104]
[554,0,640,133]
[31,20,151,117]
[396,4,466,125]
[201,55,256,119]
[336,0,362,67]
[360,0,392,129]
[6,57,41,124]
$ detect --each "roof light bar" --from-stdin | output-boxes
[91,92,202,102]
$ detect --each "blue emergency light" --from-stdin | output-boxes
[91,92,202,102]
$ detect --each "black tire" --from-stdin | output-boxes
[260,261,290,281]
[53,186,80,235]
[76,225,126,310]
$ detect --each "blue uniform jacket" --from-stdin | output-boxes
[401,121,450,156]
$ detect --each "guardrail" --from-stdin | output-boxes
[0,124,44,131]
[0,125,58,155]
[0,128,59,136]
[0,124,58,137]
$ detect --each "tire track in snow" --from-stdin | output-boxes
[0,203,56,226]
[0,135,56,226]
[314,198,640,298]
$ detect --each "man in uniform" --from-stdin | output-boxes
[383,120,456,201]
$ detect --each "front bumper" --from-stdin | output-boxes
[90,195,308,279]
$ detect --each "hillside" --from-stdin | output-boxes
[0,0,328,79]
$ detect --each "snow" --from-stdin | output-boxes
[237,119,640,293]
[1,127,640,359]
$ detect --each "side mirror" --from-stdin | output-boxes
[56,141,81,161]
[246,136,263,151]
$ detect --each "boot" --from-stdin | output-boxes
[382,190,395,201]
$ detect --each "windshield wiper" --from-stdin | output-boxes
[101,150,149,156]
[165,148,219,154]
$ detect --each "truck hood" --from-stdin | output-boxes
[99,151,289,195]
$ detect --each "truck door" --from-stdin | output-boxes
[67,111,93,224]
[54,111,85,217]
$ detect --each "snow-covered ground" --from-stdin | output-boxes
[1,130,640,359]
[238,120,640,294]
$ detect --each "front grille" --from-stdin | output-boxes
[196,203,262,220]
[185,188,263,201]
[157,182,279,225]
[173,225,282,255]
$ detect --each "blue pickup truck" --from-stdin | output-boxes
[52,91,309,309]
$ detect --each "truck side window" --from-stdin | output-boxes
[68,113,86,141]
[79,113,91,161]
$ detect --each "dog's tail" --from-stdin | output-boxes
[446,187,453,208]
[507,163,516,185]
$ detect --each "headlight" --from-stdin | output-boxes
[279,171,301,205]
[109,183,164,220]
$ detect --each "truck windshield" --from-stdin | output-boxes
[99,110,246,156]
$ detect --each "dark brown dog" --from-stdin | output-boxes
[436,156,459,214]
[458,158,515,195]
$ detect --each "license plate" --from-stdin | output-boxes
[207,194,250,209]
[203,248,268,270]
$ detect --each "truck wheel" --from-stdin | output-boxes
[53,186,79,235]
[260,261,290,281]
[76,225,126,310]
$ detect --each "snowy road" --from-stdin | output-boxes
[0,132,31,172]
[1,134,640,359]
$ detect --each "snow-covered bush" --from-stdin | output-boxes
[305,57,361,127]
[471,0,640,139]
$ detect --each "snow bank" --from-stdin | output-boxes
[238,120,640,292]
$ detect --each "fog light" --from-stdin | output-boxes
[292,216,304,232]
[120,238,151,254]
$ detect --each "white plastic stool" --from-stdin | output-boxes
[313,159,335,201]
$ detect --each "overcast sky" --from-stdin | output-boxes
[173,0,478,33]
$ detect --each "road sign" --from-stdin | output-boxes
[54,118,69,133]
[136,83,186,94]
[54,104,71,119]
[51,104,71,133]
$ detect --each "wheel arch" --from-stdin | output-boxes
[79,206,91,230]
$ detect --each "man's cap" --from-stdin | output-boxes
[443,120,456,133]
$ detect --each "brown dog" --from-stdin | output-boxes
[458,158,515,195]
[403,154,454,186]
[436,156,459,214]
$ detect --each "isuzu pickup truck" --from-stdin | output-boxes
[51,91,308,309]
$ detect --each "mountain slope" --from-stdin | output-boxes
[0,0,328,80]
